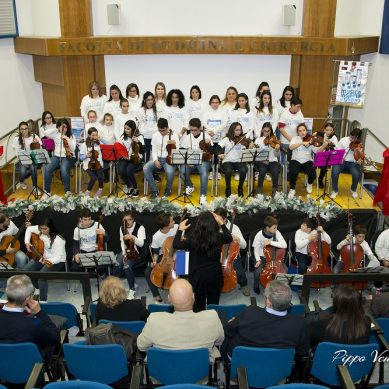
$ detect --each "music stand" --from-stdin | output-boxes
[171,149,202,205]
[78,251,115,293]
[100,143,128,197]
[18,149,50,200]
[314,149,346,205]
[246,149,271,198]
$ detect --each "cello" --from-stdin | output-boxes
[199,127,213,162]
[259,238,287,288]
[221,209,239,293]
[166,129,176,165]
[150,210,188,290]
[307,210,332,288]
[339,210,366,290]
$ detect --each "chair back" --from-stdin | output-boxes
[207,304,246,321]
[148,303,174,313]
[98,319,145,334]
[40,302,79,329]
[147,347,209,385]
[311,342,379,386]
[161,385,215,389]
[89,302,97,323]
[247,229,262,265]
[230,346,295,388]
[0,342,42,383]
[45,381,113,389]
[288,304,306,317]
[63,343,128,384]
[267,384,329,389]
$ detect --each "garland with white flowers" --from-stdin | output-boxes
[0,192,344,220]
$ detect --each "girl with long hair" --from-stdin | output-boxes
[126,82,142,111]
[39,111,56,139]
[221,86,238,127]
[232,93,254,138]
[254,91,276,138]
[162,89,189,139]
[187,85,206,120]
[173,211,232,311]
[80,81,107,123]
[103,84,125,120]
[154,81,167,113]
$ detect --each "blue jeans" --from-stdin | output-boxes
[331,161,362,192]
[17,162,38,186]
[179,161,210,196]
[23,258,64,301]
[113,253,145,290]
[44,156,76,193]
[256,161,280,191]
[14,250,29,268]
[143,157,176,196]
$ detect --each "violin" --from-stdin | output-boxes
[166,129,176,165]
[221,209,239,293]
[339,210,366,290]
[199,127,213,162]
[122,219,139,261]
[311,134,324,147]
[259,239,287,288]
[349,140,365,162]
[233,135,252,148]
[264,135,281,149]
[302,134,312,144]
[150,210,188,290]
[88,141,102,170]
[60,125,73,160]
[130,128,142,165]
[307,210,332,288]
[96,212,105,252]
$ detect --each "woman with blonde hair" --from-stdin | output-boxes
[95,276,149,323]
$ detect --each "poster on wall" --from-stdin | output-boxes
[334,61,370,108]
[70,117,85,147]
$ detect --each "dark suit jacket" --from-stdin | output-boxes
[221,305,309,359]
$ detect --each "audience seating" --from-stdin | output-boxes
[207,304,246,321]
[63,343,129,385]
[160,385,215,389]
[45,381,113,389]
[41,301,82,333]
[146,347,211,386]
[0,342,43,384]
[267,384,329,389]
[310,342,378,386]
[148,303,174,313]
[99,319,146,334]
[287,304,306,317]
[226,346,295,389]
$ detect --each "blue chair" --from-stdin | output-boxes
[227,346,295,388]
[288,304,306,317]
[207,304,246,321]
[0,342,43,384]
[161,385,215,389]
[45,381,112,389]
[146,347,210,385]
[89,302,97,323]
[148,303,174,313]
[40,302,81,330]
[268,385,329,389]
[0,385,7,389]
[98,319,146,334]
[63,343,129,385]
[310,342,379,386]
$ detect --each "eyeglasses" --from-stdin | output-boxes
[45,116,52,120]
[20,127,29,131]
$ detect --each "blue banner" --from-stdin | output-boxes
[380,0,389,54]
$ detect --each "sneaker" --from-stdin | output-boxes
[351,190,358,199]
[125,187,134,196]
[16,182,27,190]
[131,189,140,197]
[199,195,207,205]
[234,173,239,181]
[127,289,136,300]
[95,188,103,198]
[84,190,91,197]
[217,173,221,180]
[150,192,159,199]
[41,193,50,200]
[185,186,194,195]
[288,189,295,199]
[306,184,313,194]
[330,191,338,199]
[154,296,163,303]
[265,173,271,181]
[65,191,72,196]
[208,172,213,180]
[39,300,47,304]
[241,286,250,296]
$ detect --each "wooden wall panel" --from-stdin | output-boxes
[93,55,106,95]
[303,0,337,37]
[33,56,64,86]
[59,0,92,38]
[42,84,67,117]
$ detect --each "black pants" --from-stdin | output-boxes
[255,161,280,190]
[144,264,162,298]
[295,252,312,274]
[234,255,248,287]
[222,162,247,189]
[289,160,316,189]
[86,168,104,191]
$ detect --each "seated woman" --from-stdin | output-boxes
[308,285,371,349]
[95,276,149,324]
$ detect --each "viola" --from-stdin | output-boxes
[150,210,188,290]
[122,219,139,261]
[199,128,213,162]
[311,134,324,147]
[302,134,312,143]
[96,212,105,252]
[307,210,332,288]
[339,210,366,290]
[130,128,142,165]
[88,141,102,170]
[233,135,252,148]
[350,140,365,162]
[259,244,287,288]
[166,129,176,165]
[264,135,281,149]
[221,209,239,293]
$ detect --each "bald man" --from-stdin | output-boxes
[137,279,224,361]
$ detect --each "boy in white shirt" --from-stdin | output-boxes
[294,218,331,274]
[375,229,389,266]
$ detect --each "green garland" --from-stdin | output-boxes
[1,192,344,220]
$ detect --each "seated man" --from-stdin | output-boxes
[137,278,224,361]
[0,275,60,350]
[221,280,309,361]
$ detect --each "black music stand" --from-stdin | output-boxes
[314,149,346,205]
[100,143,128,197]
[245,149,271,198]
[18,149,50,200]
[171,149,202,205]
